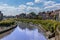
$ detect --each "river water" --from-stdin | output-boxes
[1,26,47,40]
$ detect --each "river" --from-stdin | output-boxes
[1,26,47,40]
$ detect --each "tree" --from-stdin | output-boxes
[29,12,37,19]
[19,13,26,18]
[30,12,36,16]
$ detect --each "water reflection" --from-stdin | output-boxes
[1,26,47,40]
[0,28,14,39]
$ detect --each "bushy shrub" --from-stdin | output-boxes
[0,19,15,27]
[15,18,60,32]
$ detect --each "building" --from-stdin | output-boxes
[0,11,3,20]
[55,9,60,21]
[38,12,48,20]
[38,10,60,20]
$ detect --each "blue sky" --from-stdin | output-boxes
[0,0,60,16]
[0,0,34,6]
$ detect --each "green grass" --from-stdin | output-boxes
[15,18,60,33]
[0,19,15,27]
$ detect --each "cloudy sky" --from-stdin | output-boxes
[0,0,60,16]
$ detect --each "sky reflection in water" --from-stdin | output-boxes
[1,26,47,40]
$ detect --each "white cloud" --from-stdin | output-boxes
[0,0,60,16]
[44,1,56,6]
[0,4,18,16]
[17,5,27,13]
[35,0,41,3]
[35,0,45,3]
[26,6,41,13]
[44,1,60,11]
[26,2,34,6]
[44,3,60,9]
[18,4,26,10]
[0,4,27,16]
[0,3,41,16]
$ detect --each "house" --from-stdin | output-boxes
[38,12,48,20]
[38,10,59,20]
[55,9,60,21]
[0,11,3,20]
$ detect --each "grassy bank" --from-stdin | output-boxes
[0,19,15,27]
[15,18,60,33]
[0,19,16,34]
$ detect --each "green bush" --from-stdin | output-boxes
[0,19,15,27]
[15,19,60,33]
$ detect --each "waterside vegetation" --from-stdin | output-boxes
[15,19,59,32]
[0,19,15,27]
[15,18,60,39]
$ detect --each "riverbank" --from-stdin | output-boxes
[15,19,59,40]
[17,22,48,40]
[0,18,59,40]
[18,22,56,40]
[0,19,17,34]
[0,24,17,39]
[0,25,17,34]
